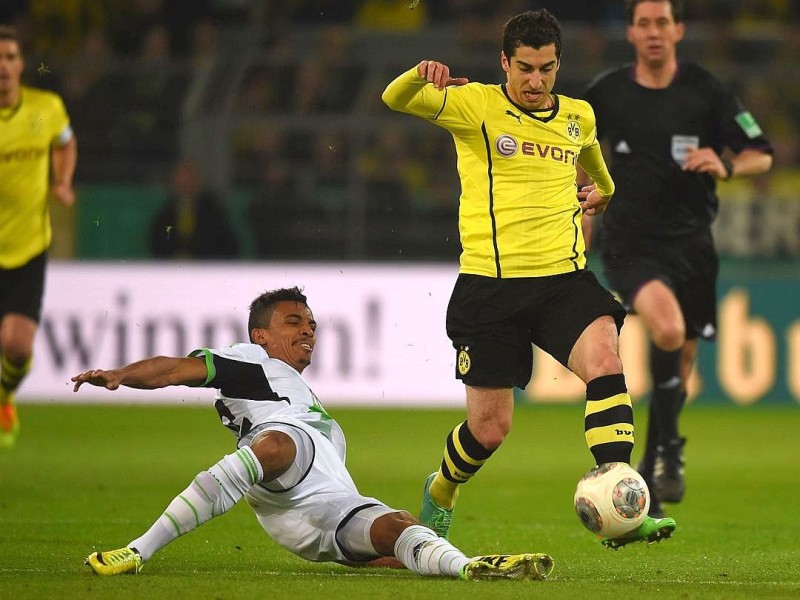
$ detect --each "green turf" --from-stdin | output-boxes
[1,403,799,599]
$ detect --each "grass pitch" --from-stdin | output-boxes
[1,402,799,599]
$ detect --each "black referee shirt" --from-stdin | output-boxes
[583,62,773,239]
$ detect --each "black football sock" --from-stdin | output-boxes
[649,342,685,444]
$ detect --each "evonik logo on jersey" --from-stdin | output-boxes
[494,134,578,165]
[0,146,48,163]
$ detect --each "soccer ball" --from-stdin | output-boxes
[574,462,649,538]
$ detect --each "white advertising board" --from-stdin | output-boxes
[22,261,465,406]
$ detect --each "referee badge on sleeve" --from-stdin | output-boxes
[734,111,763,139]
[457,346,471,376]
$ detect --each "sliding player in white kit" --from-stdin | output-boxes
[72,287,553,582]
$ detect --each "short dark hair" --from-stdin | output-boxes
[0,25,21,45]
[248,286,308,340]
[625,0,684,24]
[502,9,562,61]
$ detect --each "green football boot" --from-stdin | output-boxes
[419,472,457,540]
[602,516,677,550]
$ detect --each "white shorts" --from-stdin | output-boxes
[239,417,396,563]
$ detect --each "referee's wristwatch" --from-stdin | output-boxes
[721,159,734,180]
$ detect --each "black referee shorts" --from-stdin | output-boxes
[446,270,626,389]
[0,252,48,323]
[600,229,718,341]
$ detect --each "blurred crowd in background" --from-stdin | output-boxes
[2,0,799,261]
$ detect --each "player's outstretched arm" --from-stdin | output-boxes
[71,356,207,392]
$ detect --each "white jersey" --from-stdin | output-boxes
[190,343,345,458]
[191,343,390,562]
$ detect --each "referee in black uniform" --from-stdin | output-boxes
[583,0,773,517]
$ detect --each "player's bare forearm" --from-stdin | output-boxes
[51,136,77,206]
[683,147,772,180]
[727,148,773,178]
[71,356,207,392]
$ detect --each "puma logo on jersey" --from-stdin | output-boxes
[505,109,522,124]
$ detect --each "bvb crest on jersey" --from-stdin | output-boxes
[566,113,581,141]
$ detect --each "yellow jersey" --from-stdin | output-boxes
[383,67,614,278]
[0,85,71,268]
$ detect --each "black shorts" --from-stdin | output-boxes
[600,229,718,341]
[446,270,626,389]
[0,252,48,323]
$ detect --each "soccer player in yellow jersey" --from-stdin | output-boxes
[382,9,676,548]
[0,26,77,447]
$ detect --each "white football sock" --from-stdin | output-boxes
[128,446,262,561]
[393,525,470,577]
